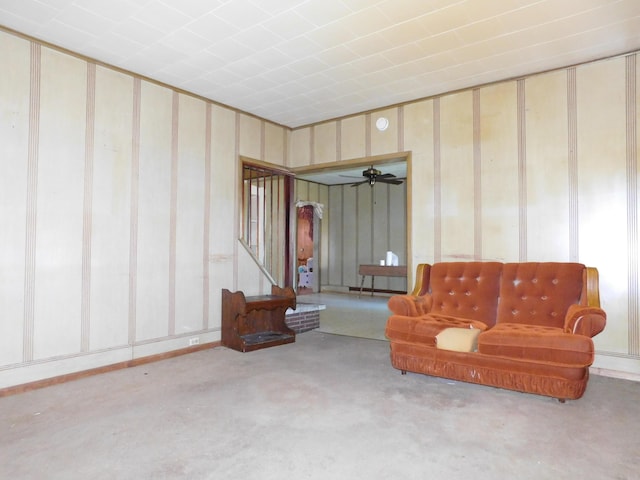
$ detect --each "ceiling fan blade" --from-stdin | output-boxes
[377,173,397,179]
[350,179,370,187]
[377,178,404,185]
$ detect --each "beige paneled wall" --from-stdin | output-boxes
[524,70,571,261]
[404,100,435,265]
[479,82,520,262]
[313,122,337,164]
[89,66,133,351]
[440,90,475,261]
[0,30,286,389]
[575,58,629,354]
[290,53,640,377]
[340,116,366,160]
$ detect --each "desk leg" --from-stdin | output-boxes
[371,276,375,296]
[359,275,366,298]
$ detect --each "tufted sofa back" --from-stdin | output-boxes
[496,262,584,328]
[429,262,503,326]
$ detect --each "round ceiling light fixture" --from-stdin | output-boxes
[375,117,389,131]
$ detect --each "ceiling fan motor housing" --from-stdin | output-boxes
[363,167,382,178]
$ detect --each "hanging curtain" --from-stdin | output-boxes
[295,200,324,219]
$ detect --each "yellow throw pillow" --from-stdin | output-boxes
[435,327,481,352]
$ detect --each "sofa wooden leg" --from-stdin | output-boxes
[558,398,566,404]
[401,370,407,375]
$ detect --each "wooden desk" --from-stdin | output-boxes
[358,264,407,296]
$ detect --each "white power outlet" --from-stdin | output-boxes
[189,337,200,346]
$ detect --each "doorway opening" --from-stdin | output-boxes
[296,205,314,294]
[293,152,411,297]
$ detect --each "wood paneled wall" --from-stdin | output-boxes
[0,30,286,388]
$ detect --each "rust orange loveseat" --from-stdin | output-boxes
[385,262,606,401]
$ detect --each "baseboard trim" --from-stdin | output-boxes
[0,341,221,398]
[590,367,640,383]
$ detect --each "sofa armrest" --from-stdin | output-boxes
[410,263,431,296]
[564,304,606,337]
[388,294,432,316]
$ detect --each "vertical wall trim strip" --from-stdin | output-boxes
[283,128,288,166]
[203,103,212,330]
[81,63,96,352]
[169,92,179,336]
[310,125,315,165]
[260,120,266,160]
[23,42,41,362]
[398,106,405,152]
[517,79,528,262]
[567,67,579,261]
[336,119,342,161]
[233,112,240,291]
[365,113,371,157]
[473,89,482,260]
[128,78,141,345]
[341,186,345,286]
[433,98,441,262]
[626,54,639,356]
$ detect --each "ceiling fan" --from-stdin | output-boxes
[346,165,404,187]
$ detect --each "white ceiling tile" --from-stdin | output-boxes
[287,57,329,77]
[261,10,316,41]
[89,31,145,58]
[3,0,640,127]
[73,0,145,22]
[416,31,463,57]
[305,21,356,48]
[185,13,239,43]
[378,20,429,47]
[132,1,192,32]
[36,19,99,48]
[1,0,59,23]
[315,45,359,65]
[339,6,390,37]
[214,0,272,30]
[34,0,77,8]
[0,10,42,36]
[414,2,473,36]
[157,59,207,78]
[158,28,210,52]
[376,0,463,23]
[160,0,223,18]
[453,17,506,44]
[208,37,254,62]
[232,25,283,51]
[342,0,384,13]
[248,0,299,16]
[113,18,166,45]
[293,0,353,27]
[345,32,390,58]
[381,43,426,65]
[277,35,322,58]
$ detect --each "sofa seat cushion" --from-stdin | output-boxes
[386,314,488,346]
[478,323,594,366]
[436,327,481,352]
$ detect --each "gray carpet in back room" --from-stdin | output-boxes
[1,331,638,480]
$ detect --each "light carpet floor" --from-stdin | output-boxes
[2,330,638,479]
[303,291,390,341]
